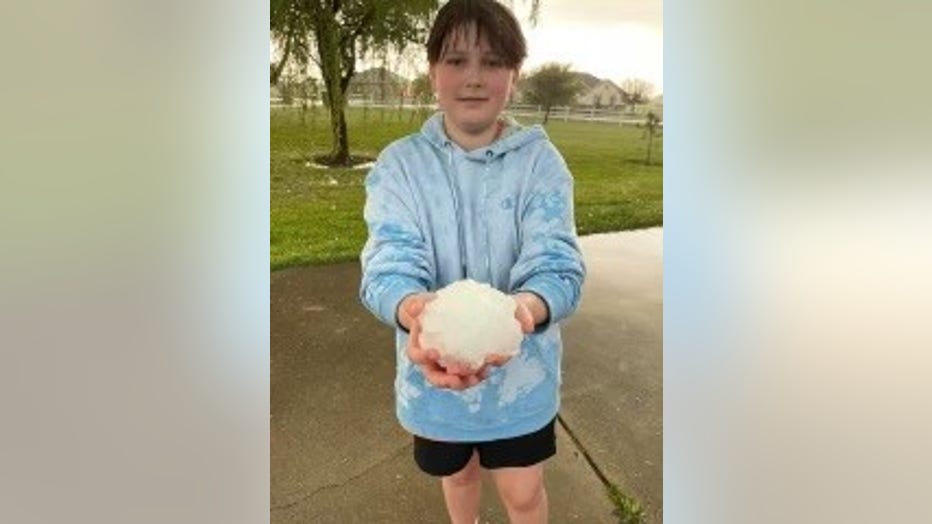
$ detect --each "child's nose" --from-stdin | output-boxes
[464,64,484,86]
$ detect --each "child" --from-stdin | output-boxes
[359,0,585,522]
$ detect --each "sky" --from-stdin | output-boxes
[518,0,663,93]
[275,0,663,94]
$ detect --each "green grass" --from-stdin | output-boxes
[271,106,662,270]
[607,483,647,524]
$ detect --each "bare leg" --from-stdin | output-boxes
[491,463,548,524]
[441,450,482,524]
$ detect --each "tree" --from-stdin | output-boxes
[521,63,583,125]
[271,0,543,166]
[619,78,655,113]
[271,0,436,165]
[270,1,313,86]
[641,111,662,165]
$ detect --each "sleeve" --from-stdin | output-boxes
[508,144,586,331]
[359,158,435,329]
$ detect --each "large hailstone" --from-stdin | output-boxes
[418,279,523,371]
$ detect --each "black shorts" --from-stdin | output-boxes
[413,418,557,477]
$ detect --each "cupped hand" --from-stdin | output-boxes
[400,294,484,390]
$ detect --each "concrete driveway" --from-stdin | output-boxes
[271,228,662,523]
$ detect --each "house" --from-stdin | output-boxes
[573,72,602,93]
[514,71,625,109]
[575,75,625,108]
[347,67,408,103]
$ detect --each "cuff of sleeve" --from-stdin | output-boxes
[516,276,568,331]
[378,278,426,330]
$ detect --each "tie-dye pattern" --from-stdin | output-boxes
[497,352,547,408]
[360,113,585,442]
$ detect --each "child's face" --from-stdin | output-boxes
[429,25,518,139]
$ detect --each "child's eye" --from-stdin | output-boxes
[484,58,505,68]
[445,57,464,66]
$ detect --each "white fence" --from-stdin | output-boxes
[506,104,657,126]
[271,97,661,126]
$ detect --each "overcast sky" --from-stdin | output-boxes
[520,0,663,92]
[276,1,663,94]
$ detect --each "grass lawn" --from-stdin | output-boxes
[271,106,662,270]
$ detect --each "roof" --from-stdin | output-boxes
[573,72,603,90]
[351,67,408,85]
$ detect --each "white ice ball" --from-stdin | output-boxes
[418,279,523,371]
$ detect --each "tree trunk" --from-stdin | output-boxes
[315,10,352,166]
[543,106,551,125]
[321,74,350,164]
[328,101,349,165]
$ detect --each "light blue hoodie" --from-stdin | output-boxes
[359,113,586,442]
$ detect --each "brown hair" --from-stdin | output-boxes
[426,0,527,68]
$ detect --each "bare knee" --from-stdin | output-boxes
[496,471,545,513]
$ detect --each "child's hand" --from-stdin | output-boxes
[513,296,536,334]
[400,294,484,390]
[470,353,512,380]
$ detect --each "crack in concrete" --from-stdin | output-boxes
[557,413,644,521]
[556,413,614,488]
[270,443,411,512]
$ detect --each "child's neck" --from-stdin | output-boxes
[443,118,504,152]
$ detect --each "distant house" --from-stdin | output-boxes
[573,72,602,92]
[575,76,625,108]
[515,71,625,109]
[348,67,408,102]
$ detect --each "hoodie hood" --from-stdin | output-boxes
[419,112,548,161]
